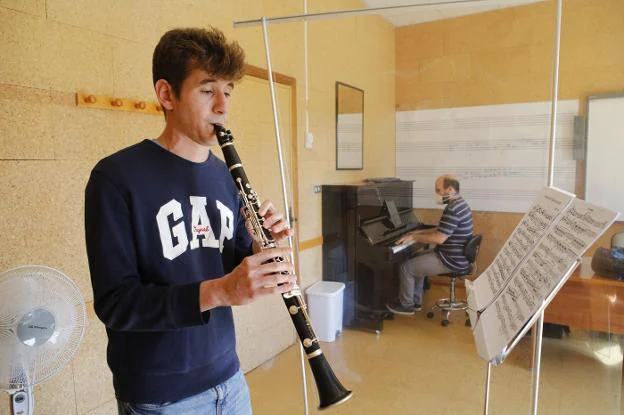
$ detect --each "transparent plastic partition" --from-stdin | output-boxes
[234,0,623,413]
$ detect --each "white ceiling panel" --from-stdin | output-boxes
[360,0,547,26]
[382,9,444,25]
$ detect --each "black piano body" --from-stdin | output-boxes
[321,181,434,333]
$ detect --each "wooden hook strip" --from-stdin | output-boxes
[76,92,163,115]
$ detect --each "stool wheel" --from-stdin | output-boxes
[465,318,471,327]
[426,311,435,319]
[441,319,450,327]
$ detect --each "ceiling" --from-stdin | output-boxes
[360,0,546,26]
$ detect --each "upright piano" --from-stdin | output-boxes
[321,180,434,332]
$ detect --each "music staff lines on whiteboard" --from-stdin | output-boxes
[337,124,363,133]
[413,188,540,201]
[401,166,576,179]
[396,137,574,152]
[337,143,362,151]
[396,100,579,213]
[396,113,575,132]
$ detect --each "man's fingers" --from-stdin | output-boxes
[259,272,296,288]
[257,260,295,277]
[273,228,294,241]
[262,212,285,229]
[257,280,297,296]
[258,200,274,216]
[247,248,292,265]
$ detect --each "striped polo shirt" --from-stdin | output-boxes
[436,195,473,272]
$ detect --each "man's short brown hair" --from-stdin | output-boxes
[152,27,246,98]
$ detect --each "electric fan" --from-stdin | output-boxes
[0,265,87,415]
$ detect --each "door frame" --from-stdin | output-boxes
[244,64,300,252]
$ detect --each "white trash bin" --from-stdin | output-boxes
[305,281,345,342]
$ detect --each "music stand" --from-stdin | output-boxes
[479,258,580,415]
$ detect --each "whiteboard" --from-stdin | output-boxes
[586,94,624,217]
[396,100,579,213]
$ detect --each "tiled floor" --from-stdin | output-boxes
[246,285,623,414]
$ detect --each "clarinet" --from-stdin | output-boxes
[215,124,352,410]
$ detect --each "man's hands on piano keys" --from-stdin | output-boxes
[396,228,449,246]
[396,229,426,245]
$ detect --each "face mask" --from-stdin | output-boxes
[434,193,451,205]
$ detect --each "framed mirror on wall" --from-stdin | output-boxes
[336,82,364,170]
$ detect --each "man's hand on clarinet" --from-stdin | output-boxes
[257,200,293,242]
[223,248,297,306]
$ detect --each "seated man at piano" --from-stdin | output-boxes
[386,175,473,315]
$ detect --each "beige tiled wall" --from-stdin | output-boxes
[0,0,395,413]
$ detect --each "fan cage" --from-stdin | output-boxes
[0,265,87,390]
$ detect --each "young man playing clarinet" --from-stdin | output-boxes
[85,27,296,415]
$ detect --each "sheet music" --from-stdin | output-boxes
[466,187,574,315]
[472,197,619,362]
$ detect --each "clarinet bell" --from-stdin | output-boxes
[308,353,353,410]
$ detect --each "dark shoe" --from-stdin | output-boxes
[386,299,415,316]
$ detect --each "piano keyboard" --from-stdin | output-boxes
[391,241,415,255]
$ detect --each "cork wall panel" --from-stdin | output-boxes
[0,0,45,16]
[0,85,55,159]
[418,53,472,85]
[0,8,48,89]
[562,0,624,41]
[83,399,117,415]
[395,0,624,111]
[308,17,359,95]
[257,23,304,78]
[111,38,155,99]
[0,160,93,303]
[71,303,115,414]
[44,21,115,95]
[50,102,164,162]
[155,2,231,39]
[444,7,541,56]
[46,0,160,44]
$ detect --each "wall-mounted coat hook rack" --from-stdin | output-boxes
[76,92,163,115]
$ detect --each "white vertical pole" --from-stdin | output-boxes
[260,16,310,415]
[531,1,563,414]
[304,0,310,140]
[484,362,492,415]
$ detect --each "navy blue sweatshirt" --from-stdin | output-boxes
[84,139,253,404]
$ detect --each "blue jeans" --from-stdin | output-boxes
[117,369,252,415]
